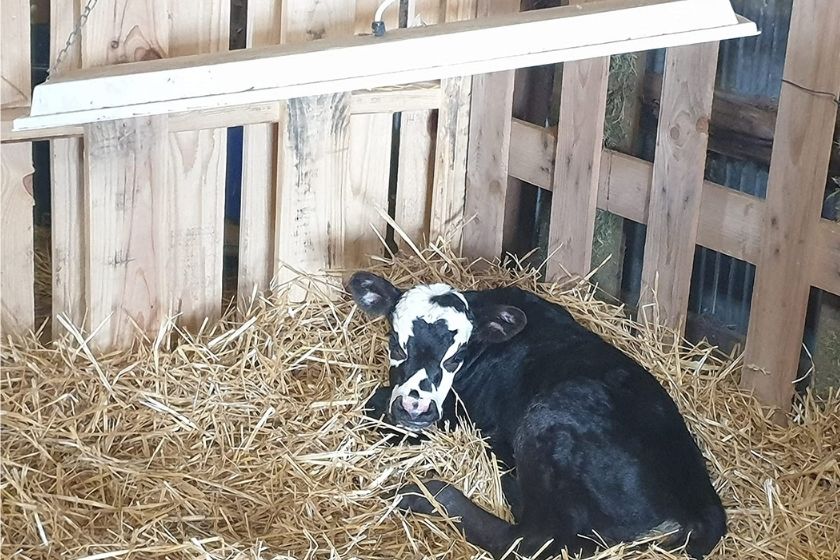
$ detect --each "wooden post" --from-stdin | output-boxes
[430,0,477,250]
[638,43,719,332]
[545,19,610,280]
[50,0,86,337]
[741,0,840,419]
[166,0,230,327]
[462,0,518,261]
[1,0,35,340]
[238,0,281,306]
[394,0,441,246]
[80,0,229,348]
[83,117,169,347]
[273,1,355,301]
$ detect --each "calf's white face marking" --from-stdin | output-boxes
[388,283,472,421]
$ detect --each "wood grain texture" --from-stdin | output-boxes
[80,0,168,350]
[1,0,34,339]
[545,55,610,280]
[165,0,230,327]
[83,117,169,350]
[396,110,436,244]
[346,112,392,266]
[430,0,477,250]
[274,93,351,299]
[392,0,441,247]
[462,0,518,261]
[1,142,35,339]
[50,0,85,336]
[274,0,355,301]
[508,121,840,298]
[742,0,840,416]
[238,0,283,306]
[638,42,719,332]
[0,0,31,108]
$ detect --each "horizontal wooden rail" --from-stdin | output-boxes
[1,82,442,143]
[14,0,755,131]
[508,118,840,296]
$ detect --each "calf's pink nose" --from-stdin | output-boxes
[401,396,431,416]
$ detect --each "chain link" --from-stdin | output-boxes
[47,0,101,80]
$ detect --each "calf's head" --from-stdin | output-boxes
[347,272,526,430]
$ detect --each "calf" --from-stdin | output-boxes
[347,272,726,559]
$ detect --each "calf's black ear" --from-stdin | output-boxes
[346,271,402,317]
[475,305,527,343]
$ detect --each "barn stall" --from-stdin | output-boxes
[1,0,838,559]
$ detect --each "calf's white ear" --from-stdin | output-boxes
[346,272,402,317]
[476,305,527,343]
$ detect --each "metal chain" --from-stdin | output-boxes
[47,0,101,80]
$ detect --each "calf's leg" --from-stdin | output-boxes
[397,480,524,558]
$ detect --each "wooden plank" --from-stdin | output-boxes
[462,0,518,261]
[395,110,435,244]
[50,0,85,337]
[545,54,610,280]
[2,85,442,143]
[0,142,35,339]
[741,0,840,417]
[15,0,757,131]
[273,1,356,301]
[507,119,840,297]
[165,0,230,327]
[1,0,34,339]
[643,71,840,177]
[430,0,477,249]
[343,0,398,266]
[638,43,719,332]
[393,0,441,247]
[238,0,282,306]
[83,117,169,349]
[346,112,392,265]
[80,0,169,350]
[0,0,31,108]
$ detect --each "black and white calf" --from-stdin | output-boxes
[347,272,726,559]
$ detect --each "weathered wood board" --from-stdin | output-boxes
[742,0,840,418]
[546,53,610,280]
[638,42,719,332]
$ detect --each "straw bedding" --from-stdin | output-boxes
[2,247,838,560]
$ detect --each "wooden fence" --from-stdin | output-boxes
[1,0,839,418]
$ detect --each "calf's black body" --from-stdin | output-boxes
[349,275,725,559]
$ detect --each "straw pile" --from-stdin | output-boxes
[2,246,838,560]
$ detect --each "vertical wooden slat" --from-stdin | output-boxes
[395,110,435,243]
[462,0,518,261]
[83,116,169,347]
[0,0,31,109]
[638,43,719,332]
[1,143,35,339]
[166,0,230,326]
[1,0,34,339]
[50,0,86,336]
[239,0,282,306]
[742,0,840,417]
[346,0,396,266]
[430,0,477,249]
[274,1,356,300]
[81,0,169,349]
[346,112,392,264]
[393,0,441,245]
[545,52,610,280]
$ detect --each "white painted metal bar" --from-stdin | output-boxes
[15,0,757,131]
